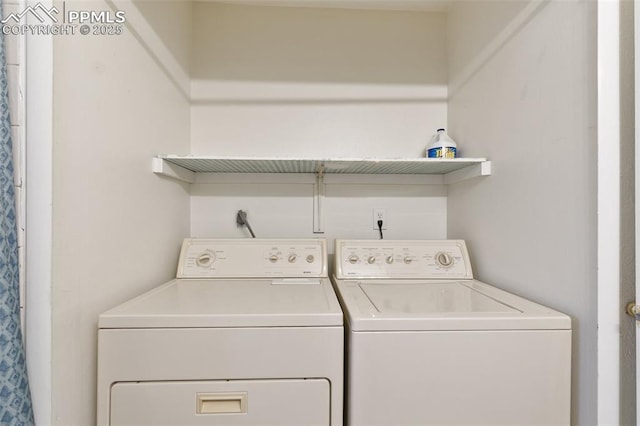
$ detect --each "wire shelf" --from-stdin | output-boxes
[159,155,489,175]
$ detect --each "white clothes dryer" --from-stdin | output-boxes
[332,239,571,426]
[97,238,343,426]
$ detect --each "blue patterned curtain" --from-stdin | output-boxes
[0,0,34,423]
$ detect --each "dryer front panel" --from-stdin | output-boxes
[111,379,330,426]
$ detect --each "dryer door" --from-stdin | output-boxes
[110,379,330,426]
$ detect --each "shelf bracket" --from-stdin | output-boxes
[152,157,195,184]
[443,161,492,184]
[313,163,325,234]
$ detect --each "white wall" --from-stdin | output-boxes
[132,0,191,77]
[189,2,450,243]
[190,2,447,158]
[190,175,447,243]
[446,1,597,425]
[50,1,191,425]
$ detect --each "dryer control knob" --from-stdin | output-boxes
[269,254,279,263]
[386,256,394,264]
[288,254,297,263]
[348,255,359,264]
[306,255,315,263]
[404,256,413,264]
[367,256,376,264]
[196,251,216,268]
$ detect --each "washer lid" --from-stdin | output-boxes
[99,278,343,329]
[333,279,571,331]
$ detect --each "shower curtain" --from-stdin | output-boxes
[0,0,35,423]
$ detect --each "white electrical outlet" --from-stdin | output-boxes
[372,208,387,230]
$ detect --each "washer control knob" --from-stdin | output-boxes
[367,256,376,264]
[386,256,394,264]
[196,251,215,268]
[348,255,359,264]
[306,255,315,263]
[436,252,454,268]
[288,254,297,263]
[404,256,413,264]
[269,254,279,263]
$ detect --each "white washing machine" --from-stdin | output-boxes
[97,238,343,426]
[332,239,571,426]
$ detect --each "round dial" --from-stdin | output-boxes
[348,254,359,264]
[306,255,315,263]
[196,250,216,268]
[367,256,376,264]
[288,254,297,263]
[386,255,394,264]
[269,254,279,263]
[403,256,413,264]
[436,252,454,268]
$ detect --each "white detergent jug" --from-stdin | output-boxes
[426,129,457,159]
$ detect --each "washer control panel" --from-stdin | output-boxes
[335,240,473,279]
[177,239,327,278]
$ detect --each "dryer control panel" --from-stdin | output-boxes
[177,239,327,278]
[334,240,473,279]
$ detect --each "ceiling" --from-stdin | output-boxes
[200,0,452,12]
